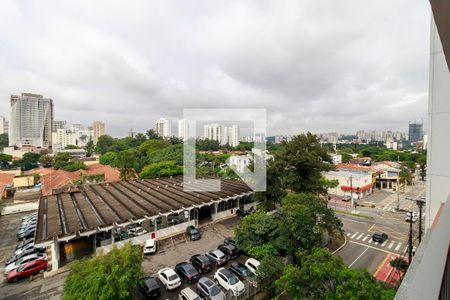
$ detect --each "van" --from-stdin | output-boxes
[143,238,157,255]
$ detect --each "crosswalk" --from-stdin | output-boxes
[345,231,416,254]
[381,205,396,212]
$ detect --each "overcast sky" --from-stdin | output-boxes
[0,1,430,137]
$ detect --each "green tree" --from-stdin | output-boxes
[61,161,87,172]
[39,154,53,167]
[247,244,278,260]
[0,153,12,168]
[116,149,139,180]
[257,256,285,297]
[99,152,118,167]
[54,152,71,163]
[0,133,8,149]
[275,248,396,300]
[277,133,334,194]
[145,129,161,140]
[252,160,286,211]
[140,161,183,179]
[196,139,220,151]
[63,242,144,300]
[418,157,426,180]
[20,152,41,170]
[85,140,95,157]
[139,139,170,156]
[95,135,115,154]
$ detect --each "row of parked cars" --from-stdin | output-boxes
[5,213,48,283]
[139,237,261,300]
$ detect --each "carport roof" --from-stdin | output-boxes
[35,176,252,244]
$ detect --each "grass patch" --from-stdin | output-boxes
[335,210,374,220]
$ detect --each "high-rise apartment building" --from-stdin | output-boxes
[178,119,189,141]
[156,118,172,138]
[408,122,423,143]
[0,116,8,135]
[9,93,53,148]
[53,120,66,131]
[92,121,105,144]
[228,125,240,147]
[52,129,77,149]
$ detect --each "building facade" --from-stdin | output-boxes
[178,119,189,141]
[52,129,78,150]
[408,122,423,144]
[203,124,228,145]
[0,116,8,135]
[228,125,240,147]
[92,121,105,144]
[156,118,172,138]
[9,93,53,148]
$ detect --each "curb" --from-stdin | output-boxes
[332,233,347,255]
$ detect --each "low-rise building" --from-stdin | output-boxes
[325,170,373,200]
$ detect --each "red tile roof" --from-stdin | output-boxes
[0,173,15,197]
[336,163,377,172]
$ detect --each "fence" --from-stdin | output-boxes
[223,277,261,300]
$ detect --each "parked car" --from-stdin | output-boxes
[217,244,239,259]
[342,195,352,202]
[186,225,201,241]
[179,287,201,300]
[205,250,228,266]
[244,258,260,275]
[16,238,34,250]
[190,254,212,273]
[17,227,36,240]
[175,262,200,283]
[143,238,157,255]
[157,267,181,290]
[4,253,46,274]
[229,262,253,280]
[138,276,161,298]
[6,259,48,283]
[236,208,249,218]
[6,248,45,266]
[15,243,45,256]
[128,226,147,237]
[213,268,245,297]
[223,237,237,248]
[196,277,225,300]
[372,232,389,243]
[21,213,37,222]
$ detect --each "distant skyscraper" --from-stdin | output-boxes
[0,116,8,135]
[408,122,423,143]
[53,120,66,132]
[156,118,172,138]
[228,125,240,147]
[92,121,106,144]
[203,124,228,145]
[178,119,189,141]
[9,93,53,148]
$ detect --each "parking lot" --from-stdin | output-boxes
[0,213,255,299]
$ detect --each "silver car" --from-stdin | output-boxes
[205,250,228,266]
[196,277,225,300]
[4,253,46,274]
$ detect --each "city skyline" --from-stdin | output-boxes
[0,1,428,136]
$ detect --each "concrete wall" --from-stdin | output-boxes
[426,18,450,229]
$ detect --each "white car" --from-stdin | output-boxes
[405,212,418,222]
[158,267,181,290]
[245,258,260,275]
[143,238,157,255]
[4,253,46,274]
[214,267,245,296]
[178,287,201,300]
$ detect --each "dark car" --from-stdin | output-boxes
[17,228,35,240]
[217,244,239,259]
[186,226,201,241]
[223,237,237,247]
[175,262,200,283]
[372,232,388,243]
[229,262,253,280]
[138,277,161,298]
[16,238,34,250]
[190,254,212,273]
[236,208,249,218]
[196,277,225,300]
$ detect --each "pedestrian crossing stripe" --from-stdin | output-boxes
[388,242,394,249]
[346,232,404,252]
[381,241,387,247]
[395,243,402,251]
[350,232,359,239]
[356,233,364,240]
[362,235,369,242]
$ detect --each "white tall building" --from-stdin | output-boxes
[52,129,77,149]
[228,125,240,147]
[0,116,8,135]
[9,93,53,148]
[203,124,228,145]
[178,119,189,141]
[156,118,172,138]
[92,121,105,144]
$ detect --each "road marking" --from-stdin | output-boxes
[350,232,359,239]
[388,242,394,249]
[346,232,351,237]
[368,224,375,232]
[381,241,387,247]
[356,233,365,240]
[362,235,369,242]
[404,247,408,253]
[368,239,373,244]
[349,240,396,255]
[395,243,402,251]
[349,246,370,268]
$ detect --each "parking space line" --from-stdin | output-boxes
[368,239,373,244]
[346,232,351,237]
[349,246,370,268]
[350,232,359,239]
[356,233,365,240]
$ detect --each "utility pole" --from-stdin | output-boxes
[408,210,413,263]
[417,199,425,243]
[396,155,400,211]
